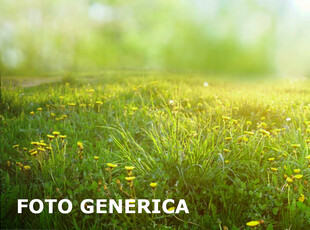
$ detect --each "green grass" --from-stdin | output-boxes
[1,72,310,229]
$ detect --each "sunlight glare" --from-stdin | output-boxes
[294,0,310,13]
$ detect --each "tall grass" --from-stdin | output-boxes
[1,73,309,229]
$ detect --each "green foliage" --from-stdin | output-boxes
[0,0,275,75]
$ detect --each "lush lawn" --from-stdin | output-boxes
[1,72,309,229]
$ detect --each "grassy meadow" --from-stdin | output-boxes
[1,72,310,229]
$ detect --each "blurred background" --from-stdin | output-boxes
[0,0,309,76]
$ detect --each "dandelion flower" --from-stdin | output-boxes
[299,194,305,202]
[37,108,42,111]
[47,135,54,140]
[53,131,60,136]
[246,221,260,227]
[295,174,303,179]
[24,165,30,170]
[60,135,66,139]
[294,169,301,173]
[268,158,275,161]
[291,144,300,148]
[94,156,99,161]
[271,167,278,172]
[222,116,231,120]
[77,142,84,150]
[95,101,103,105]
[150,183,157,188]
[223,149,230,153]
[125,166,135,171]
[168,207,175,211]
[287,177,293,183]
[30,111,35,115]
[125,177,136,181]
[12,144,19,148]
[107,163,117,168]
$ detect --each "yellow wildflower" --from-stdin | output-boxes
[77,142,83,150]
[294,169,301,173]
[53,131,60,136]
[295,174,303,179]
[299,194,305,202]
[94,156,99,161]
[271,167,278,172]
[125,177,136,181]
[246,221,260,227]
[47,135,54,140]
[287,177,293,183]
[107,163,117,168]
[150,183,157,188]
[291,144,300,148]
[125,166,135,171]
[268,158,275,161]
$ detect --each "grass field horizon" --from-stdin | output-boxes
[1,72,309,229]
